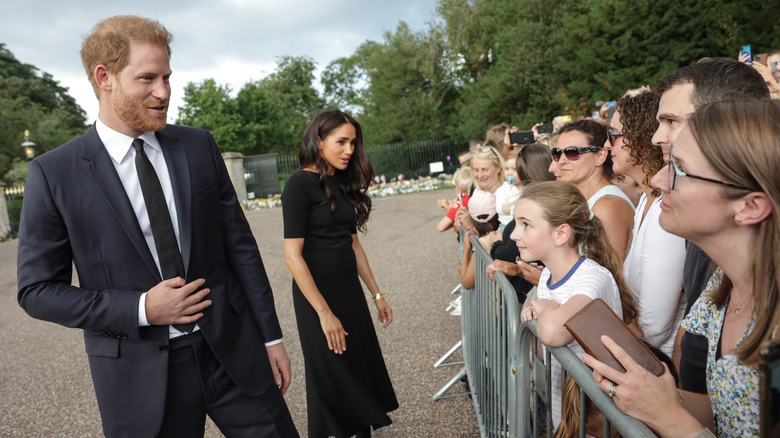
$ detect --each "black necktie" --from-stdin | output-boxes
[133,139,194,333]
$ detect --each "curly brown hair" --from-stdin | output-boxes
[616,91,663,196]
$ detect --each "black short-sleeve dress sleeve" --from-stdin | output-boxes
[281,171,311,239]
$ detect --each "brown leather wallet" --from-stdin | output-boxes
[564,298,664,376]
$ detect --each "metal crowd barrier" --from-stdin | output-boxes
[437,232,657,437]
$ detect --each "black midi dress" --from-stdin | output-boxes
[281,170,398,438]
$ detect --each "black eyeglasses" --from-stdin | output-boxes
[668,147,753,191]
[607,129,624,146]
[551,145,602,162]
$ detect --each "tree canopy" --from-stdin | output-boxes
[177,56,325,156]
[3,0,777,169]
[173,0,780,152]
[0,44,87,183]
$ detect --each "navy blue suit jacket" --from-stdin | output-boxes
[17,124,283,437]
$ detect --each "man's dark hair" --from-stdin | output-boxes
[656,57,769,107]
[767,49,780,57]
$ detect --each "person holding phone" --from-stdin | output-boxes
[584,99,780,437]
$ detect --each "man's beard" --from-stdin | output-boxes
[112,82,168,133]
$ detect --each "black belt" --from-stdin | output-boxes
[169,330,205,351]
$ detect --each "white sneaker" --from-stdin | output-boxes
[449,300,461,316]
[449,295,462,307]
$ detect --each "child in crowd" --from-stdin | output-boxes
[494,150,522,229]
[515,181,638,430]
[437,167,474,232]
[458,150,471,165]
[456,190,500,291]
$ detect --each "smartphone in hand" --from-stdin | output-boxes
[741,44,753,63]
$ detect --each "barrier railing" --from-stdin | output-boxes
[463,232,522,437]
[446,232,657,437]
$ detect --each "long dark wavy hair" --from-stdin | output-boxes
[298,110,375,232]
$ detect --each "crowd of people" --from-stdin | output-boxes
[436,55,780,437]
[14,10,780,438]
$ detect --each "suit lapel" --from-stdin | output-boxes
[80,126,161,280]
[156,129,193,277]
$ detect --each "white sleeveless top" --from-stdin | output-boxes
[587,184,635,210]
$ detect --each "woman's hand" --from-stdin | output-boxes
[456,206,472,231]
[582,335,695,433]
[318,311,348,355]
[375,297,393,328]
[532,123,551,144]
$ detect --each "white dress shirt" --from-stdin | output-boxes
[96,118,194,339]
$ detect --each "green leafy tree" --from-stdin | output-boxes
[0,44,87,181]
[177,78,248,153]
[323,22,459,145]
[179,57,327,155]
[435,0,780,141]
[234,81,290,154]
[259,56,326,153]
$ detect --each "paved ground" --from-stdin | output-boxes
[0,188,480,437]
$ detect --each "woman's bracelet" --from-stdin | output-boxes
[372,292,384,302]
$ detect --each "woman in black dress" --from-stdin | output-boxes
[282,110,398,438]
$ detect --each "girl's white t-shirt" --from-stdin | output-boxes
[537,257,623,429]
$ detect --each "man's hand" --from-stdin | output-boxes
[266,343,292,395]
[145,277,212,326]
[517,260,543,286]
[486,259,521,281]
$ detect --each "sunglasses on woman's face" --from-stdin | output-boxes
[607,129,624,146]
[551,145,602,162]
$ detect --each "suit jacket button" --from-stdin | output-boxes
[159,345,168,353]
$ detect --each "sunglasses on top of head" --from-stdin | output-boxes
[469,146,500,157]
[551,145,602,162]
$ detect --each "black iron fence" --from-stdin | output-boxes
[245,138,466,198]
[364,138,465,180]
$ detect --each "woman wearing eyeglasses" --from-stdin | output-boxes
[584,98,780,437]
[549,119,635,258]
[606,90,686,358]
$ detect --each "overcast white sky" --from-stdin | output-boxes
[1,0,439,124]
